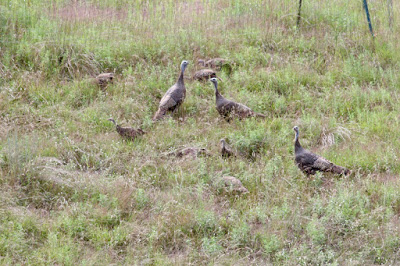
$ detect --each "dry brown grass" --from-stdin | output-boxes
[2,0,400,264]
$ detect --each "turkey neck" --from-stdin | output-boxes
[213,82,222,101]
[177,68,185,86]
[294,130,302,152]
[116,125,123,135]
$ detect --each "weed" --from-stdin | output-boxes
[2,0,400,264]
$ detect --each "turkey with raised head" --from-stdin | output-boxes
[220,139,236,158]
[209,78,266,121]
[108,118,145,141]
[153,60,189,121]
[293,126,350,176]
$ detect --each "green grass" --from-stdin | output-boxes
[2,0,400,264]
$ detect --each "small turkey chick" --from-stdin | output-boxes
[220,139,236,158]
[198,58,230,70]
[167,147,210,159]
[192,69,222,82]
[108,118,145,141]
[94,73,114,89]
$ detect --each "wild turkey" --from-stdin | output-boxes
[198,58,229,70]
[108,118,145,141]
[219,176,249,194]
[209,78,266,121]
[192,69,222,82]
[167,147,210,159]
[153,60,189,121]
[220,139,236,158]
[94,73,114,89]
[293,126,350,176]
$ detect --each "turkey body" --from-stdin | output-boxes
[193,69,218,82]
[220,176,249,194]
[220,139,235,158]
[153,60,188,121]
[95,73,114,88]
[108,119,145,141]
[293,126,350,176]
[168,147,209,159]
[210,78,266,121]
[199,58,230,70]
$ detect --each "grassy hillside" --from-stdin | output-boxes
[2,0,400,264]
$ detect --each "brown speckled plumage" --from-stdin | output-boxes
[198,58,230,70]
[220,139,235,158]
[210,78,266,121]
[95,73,114,88]
[192,69,221,82]
[108,118,145,141]
[167,147,210,159]
[220,176,249,194]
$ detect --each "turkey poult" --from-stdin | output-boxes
[192,69,222,82]
[293,126,350,176]
[209,78,266,121]
[108,118,145,141]
[220,139,235,158]
[153,60,189,121]
[167,147,210,159]
[198,58,229,70]
[94,73,114,88]
[219,176,249,194]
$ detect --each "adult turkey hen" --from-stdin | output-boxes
[210,78,266,121]
[293,126,350,176]
[108,118,145,141]
[153,60,189,121]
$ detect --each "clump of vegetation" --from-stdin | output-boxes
[1,0,400,264]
